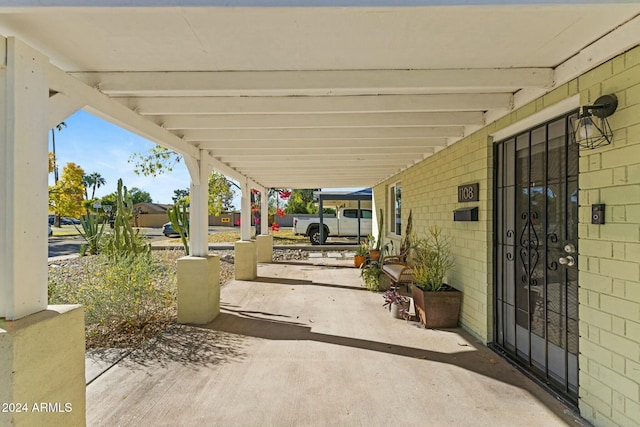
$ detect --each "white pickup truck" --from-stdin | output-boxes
[293,208,373,245]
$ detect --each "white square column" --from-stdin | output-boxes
[188,154,211,257]
[257,187,273,263]
[0,37,86,427]
[0,37,49,320]
[235,180,257,280]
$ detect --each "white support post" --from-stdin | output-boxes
[0,37,49,320]
[256,186,273,263]
[187,153,210,257]
[240,180,252,241]
[235,179,257,279]
[178,152,220,324]
[260,187,269,235]
[0,37,86,427]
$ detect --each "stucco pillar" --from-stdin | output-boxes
[256,235,273,263]
[234,240,258,280]
[1,36,86,427]
[235,181,258,280]
[0,306,86,427]
[256,187,273,263]
[177,256,220,324]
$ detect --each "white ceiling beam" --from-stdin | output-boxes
[161,112,484,130]
[184,127,464,141]
[129,93,513,115]
[3,1,610,7]
[48,92,84,129]
[199,138,447,150]
[486,14,640,125]
[47,65,200,159]
[230,159,406,168]
[216,152,426,162]
[72,69,553,97]
[208,146,434,156]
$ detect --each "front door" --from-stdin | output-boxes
[495,112,579,404]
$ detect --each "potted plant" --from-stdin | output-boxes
[368,209,392,261]
[360,261,391,291]
[367,233,381,261]
[410,225,460,328]
[354,241,368,268]
[361,262,382,291]
[382,289,410,319]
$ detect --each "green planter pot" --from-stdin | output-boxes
[410,284,461,328]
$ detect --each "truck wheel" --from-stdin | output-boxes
[309,227,327,245]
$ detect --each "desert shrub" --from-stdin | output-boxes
[48,251,177,348]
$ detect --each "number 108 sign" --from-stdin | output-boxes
[458,183,479,202]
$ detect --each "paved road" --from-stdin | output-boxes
[48,228,170,259]
[47,227,228,259]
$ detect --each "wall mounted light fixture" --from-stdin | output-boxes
[570,94,618,150]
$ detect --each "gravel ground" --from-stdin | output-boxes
[48,249,309,349]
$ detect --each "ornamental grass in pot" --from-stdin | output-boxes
[354,241,368,268]
[410,225,461,328]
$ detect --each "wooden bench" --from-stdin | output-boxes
[380,254,414,291]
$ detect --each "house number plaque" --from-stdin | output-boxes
[458,183,479,202]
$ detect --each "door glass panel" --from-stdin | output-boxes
[548,119,566,183]
[505,139,515,187]
[495,111,579,404]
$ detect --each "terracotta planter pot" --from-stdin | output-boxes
[410,284,461,328]
[369,250,380,261]
[354,255,366,268]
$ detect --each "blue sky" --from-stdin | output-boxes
[50,111,360,208]
[50,110,194,205]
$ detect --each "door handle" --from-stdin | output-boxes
[558,255,576,267]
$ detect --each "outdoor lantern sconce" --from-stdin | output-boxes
[570,94,618,150]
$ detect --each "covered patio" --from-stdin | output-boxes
[86,258,580,427]
[2,2,640,426]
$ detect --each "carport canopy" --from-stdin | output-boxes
[315,188,373,244]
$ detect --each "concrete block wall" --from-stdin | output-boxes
[374,130,494,342]
[374,43,640,427]
[574,46,640,427]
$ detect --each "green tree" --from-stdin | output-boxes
[129,145,181,177]
[129,145,237,213]
[101,187,151,206]
[128,188,153,205]
[172,188,189,203]
[49,162,86,219]
[208,172,235,215]
[284,189,318,214]
[83,172,107,200]
[99,193,117,207]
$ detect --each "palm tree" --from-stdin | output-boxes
[51,122,66,184]
[83,172,106,200]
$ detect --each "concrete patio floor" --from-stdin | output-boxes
[86,258,589,427]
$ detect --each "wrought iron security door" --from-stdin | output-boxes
[495,113,579,404]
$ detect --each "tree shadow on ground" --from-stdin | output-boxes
[201,310,577,420]
[116,323,248,371]
[253,276,370,292]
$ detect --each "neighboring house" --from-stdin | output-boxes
[132,202,172,228]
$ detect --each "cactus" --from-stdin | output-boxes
[168,201,190,255]
[103,179,150,259]
[77,212,105,255]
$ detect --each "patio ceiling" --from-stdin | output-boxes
[1,2,639,189]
